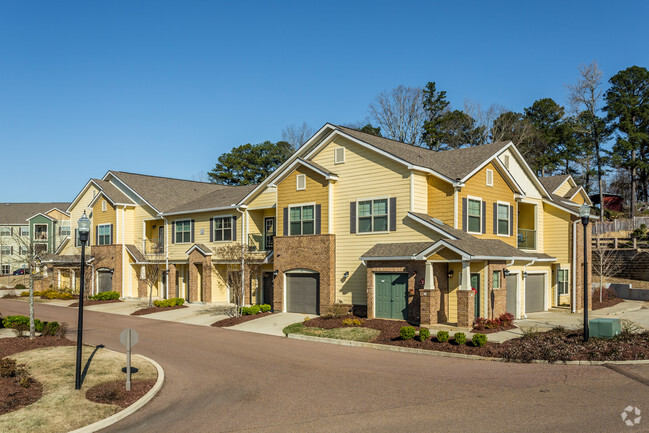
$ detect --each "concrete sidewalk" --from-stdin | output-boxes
[226,312,316,336]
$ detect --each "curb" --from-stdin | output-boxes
[286,333,649,366]
[69,354,165,433]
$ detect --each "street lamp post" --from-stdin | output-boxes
[580,204,590,342]
[75,211,91,390]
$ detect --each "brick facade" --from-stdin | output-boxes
[365,260,426,322]
[273,234,335,313]
[486,262,507,319]
[92,245,123,295]
[574,219,593,312]
[188,249,212,303]
[168,264,178,297]
[456,289,475,327]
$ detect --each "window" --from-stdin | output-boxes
[97,224,112,245]
[358,199,388,233]
[296,174,306,191]
[213,217,232,242]
[20,246,28,256]
[289,205,314,235]
[1,246,11,255]
[467,199,482,233]
[497,203,510,235]
[102,200,107,212]
[558,269,569,295]
[60,223,70,237]
[493,271,501,289]
[486,169,494,187]
[175,220,191,243]
[34,224,48,241]
[1,265,9,275]
[0,227,10,237]
[334,147,345,164]
[20,227,29,236]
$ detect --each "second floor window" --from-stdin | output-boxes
[34,224,48,241]
[175,220,191,243]
[1,246,11,255]
[558,269,569,295]
[467,199,482,233]
[358,199,388,233]
[97,224,112,245]
[20,227,29,236]
[0,227,10,237]
[497,204,510,235]
[20,246,28,256]
[60,223,70,237]
[213,217,232,242]
[290,205,314,235]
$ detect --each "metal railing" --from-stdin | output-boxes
[144,238,164,255]
[247,233,273,252]
[517,229,536,250]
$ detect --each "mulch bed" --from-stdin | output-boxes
[0,335,75,359]
[0,376,43,415]
[301,316,649,362]
[592,288,625,310]
[470,324,517,334]
[131,305,187,316]
[211,312,273,327]
[86,379,157,408]
[69,299,122,307]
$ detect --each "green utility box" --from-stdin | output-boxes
[589,318,621,338]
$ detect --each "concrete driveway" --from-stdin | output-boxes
[227,312,316,336]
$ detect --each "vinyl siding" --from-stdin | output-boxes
[427,250,462,261]
[93,199,117,240]
[412,171,428,213]
[310,136,442,305]
[46,209,68,220]
[459,163,517,246]
[427,176,454,226]
[543,203,571,263]
[167,210,242,260]
[276,165,329,235]
[571,192,585,205]
[498,149,543,199]
[133,206,159,247]
[62,184,100,255]
[555,181,572,197]
[211,264,229,302]
[247,186,276,209]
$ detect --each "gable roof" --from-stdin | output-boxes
[0,203,71,225]
[539,174,571,194]
[89,180,135,207]
[360,242,434,260]
[163,184,257,215]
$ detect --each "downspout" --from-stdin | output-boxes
[164,216,169,299]
[522,259,535,318]
[235,206,247,306]
[572,219,577,313]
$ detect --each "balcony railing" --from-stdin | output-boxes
[517,229,536,250]
[248,233,273,252]
[144,238,164,255]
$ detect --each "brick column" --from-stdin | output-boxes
[188,263,198,303]
[202,260,212,303]
[574,219,593,312]
[168,264,178,298]
[457,290,475,327]
[419,289,440,325]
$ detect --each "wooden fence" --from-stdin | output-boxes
[592,217,649,235]
[592,237,649,250]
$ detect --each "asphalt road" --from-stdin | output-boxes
[2,299,649,433]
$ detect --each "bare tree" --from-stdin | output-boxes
[214,243,265,317]
[566,61,608,221]
[139,240,165,306]
[9,233,43,339]
[463,100,507,144]
[490,110,537,149]
[368,85,426,146]
[281,122,314,149]
[592,236,626,302]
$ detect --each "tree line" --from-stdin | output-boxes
[207,63,649,218]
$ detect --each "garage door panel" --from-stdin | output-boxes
[525,274,545,313]
[286,274,319,315]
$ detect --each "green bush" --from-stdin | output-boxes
[40,290,74,300]
[342,318,363,326]
[153,297,185,308]
[2,315,30,329]
[399,326,416,340]
[14,284,27,291]
[171,297,185,306]
[453,332,467,345]
[436,330,449,342]
[20,291,29,297]
[89,291,120,301]
[419,328,431,341]
[260,304,271,313]
[472,333,488,347]
[43,322,60,336]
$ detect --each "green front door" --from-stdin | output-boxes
[471,273,481,318]
[375,273,408,320]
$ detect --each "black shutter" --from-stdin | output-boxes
[493,203,498,234]
[389,197,397,231]
[315,204,321,234]
[209,218,213,242]
[283,207,288,236]
[58,225,61,236]
[190,220,195,243]
[75,229,78,247]
[171,221,175,244]
[110,224,114,245]
[95,227,98,245]
[232,216,237,241]
[350,202,356,234]
[510,205,514,236]
[482,201,486,234]
[462,198,467,232]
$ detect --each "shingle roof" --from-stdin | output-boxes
[163,184,257,214]
[124,245,146,263]
[564,186,581,199]
[108,171,234,213]
[539,175,570,194]
[91,179,135,205]
[408,212,473,241]
[335,125,510,181]
[361,242,434,258]
[299,158,337,176]
[0,203,70,225]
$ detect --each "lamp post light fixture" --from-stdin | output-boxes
[75,211,91,390]
[580,203,590,342]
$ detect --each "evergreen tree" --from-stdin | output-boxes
[523,98,566,176]
[421,82,451,150]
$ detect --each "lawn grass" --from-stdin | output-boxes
[0,345,157,433]
[283,322,380,342]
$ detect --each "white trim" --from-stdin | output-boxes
[356,196,390,235]
[96,223,112,245]
[406,212,459,240]
[173,218,192,244]
[328,180,334,234]
[453,187,459,229]
[296,174,306,191]
[483,265,489,318]
[334,147,345,164]
[211,214,235,243]
[466,195,483,235]
[26,212,56,222]
[409,172,415,212]
[161,205,242,217]
[287,202,316,236]
[500,143,552,198]
[486,169,494,187]
[103,171,161,214]
[542,198,580,217]
[496,201,511,237]
[359,255,419,261]
[185,244,213,256]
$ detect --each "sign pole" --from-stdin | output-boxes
[126,329,131,391]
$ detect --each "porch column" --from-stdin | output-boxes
[71,270,76,292]
[424,261,435,290]
[461,260,470,290]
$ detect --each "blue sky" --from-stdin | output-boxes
[1,1,647,202]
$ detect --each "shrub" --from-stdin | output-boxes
[498,312,514,327]
[0,313,2,328]
[89,291,120,301]
[56,322,68,338]
[321,303,351,319]
[153,297,185,308]
[14,284,26,291]
[419,328,430,341]
[472,333,487,347]
[34,320,44,333]
[260,304,271,313]
[240,305,261,315]
[0,358,18,378]
[436,330,449,342]
[2,315,30,329]
[453,332,466,345]
[473,317,487,329]
[20,291,29,297]
[43,321,60,336]
[342,318,363,327]
[399,326,416,340]
[13,323,29,337]
[40,290,74,300]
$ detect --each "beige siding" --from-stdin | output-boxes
[543,203,571,263]
[167,210,242,260]
[555,181,572,196]
[133,205,159,247]
[412,171,428,213]
[311,136,442,305]
[62,184,101,255]
[92,199,116,244]
[247,186,276,209]
[46,209,68,220]
[277,165,329,235]
[427,175,455,225]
